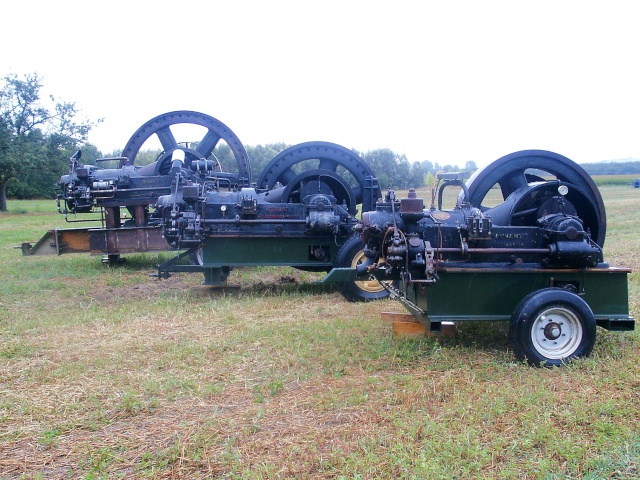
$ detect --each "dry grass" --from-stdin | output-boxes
[1,186,639,479]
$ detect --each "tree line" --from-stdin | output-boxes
[0,73,98,210]
[580,161,640,175]
[211,143,477,191]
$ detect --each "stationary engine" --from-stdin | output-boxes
[51,111,252,262]
[58,111,251,217]
[337,150,632,366]
[354,150,608,287]
[356,168,605,284]
[58,111,251,220]
[155,141,381,289]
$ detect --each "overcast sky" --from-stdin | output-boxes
[2,0,638,167]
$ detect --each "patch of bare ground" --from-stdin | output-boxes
[0,371,390,478]
[5,359,639,478]
[83,267,330,305]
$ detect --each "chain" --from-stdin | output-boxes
[370,275,427,317]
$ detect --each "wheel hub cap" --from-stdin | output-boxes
[531,309,583,360]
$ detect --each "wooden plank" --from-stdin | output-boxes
[381,311,455,338]
[381,311,418,323]
[392,320,426,337]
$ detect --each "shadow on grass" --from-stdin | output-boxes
[450,321,511,350]
[241,280,337,297]
[101,252,178,270]
[422,321,514,364]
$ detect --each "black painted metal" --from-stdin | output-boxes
[119,110,251,184]
[256,141,380,215]
[462,150,606,246]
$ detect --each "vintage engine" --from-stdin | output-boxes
[154,142,382,290]
[58,111,251,218]
[357,177,604,282]
[49,111,252,262]
[159,182,354,247]
[336,150,633,366]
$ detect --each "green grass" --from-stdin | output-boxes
[0,188,638,478]
[591,174,640,186]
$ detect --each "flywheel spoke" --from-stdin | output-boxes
[278,168,297,185]
[318,158,338,172]
[499,169,530,199]
[156,125,178,151]
[196,130,222,158]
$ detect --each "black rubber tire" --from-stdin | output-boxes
[509,288,596,367]
[335,235,390,302]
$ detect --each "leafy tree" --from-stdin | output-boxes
[420,159,434,173]
[134,148,162,166]
[464,160,478,173]
[407,162,427,188]
[246,143,289,177]
[425,171,435,187]
[0,73,99,209]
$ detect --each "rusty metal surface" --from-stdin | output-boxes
[21,228,91,255]
[89,226,169,255]
[22,225,169,256]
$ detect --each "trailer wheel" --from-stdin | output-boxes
[336,235,390,302]
[510,288,596,367]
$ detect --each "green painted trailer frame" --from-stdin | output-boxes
[324,265,634,332]
[157,236,341,285]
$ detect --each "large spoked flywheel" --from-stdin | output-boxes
[464,150,606,246]
[119,110,251,184]
[256,142,380,216]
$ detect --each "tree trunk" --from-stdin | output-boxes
[0,180,8,211]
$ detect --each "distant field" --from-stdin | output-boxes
[0,186,638,478]
[591,174,639,186]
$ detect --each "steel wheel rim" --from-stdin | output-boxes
[351,249,384,293]
[530,306,583,359]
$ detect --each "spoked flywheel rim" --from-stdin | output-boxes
[119,110,251,183]
[463,149,606,246]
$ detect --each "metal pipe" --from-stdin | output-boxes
[201,218,307,225]
[93,187,172,193]
[436,247,551,254]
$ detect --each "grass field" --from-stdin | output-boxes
[590,174,639,187]
[1,186,639,479]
